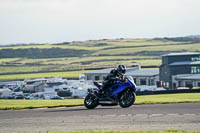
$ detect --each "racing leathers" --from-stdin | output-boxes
[102,69,124,92]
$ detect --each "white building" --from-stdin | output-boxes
[129,69,160,86]
[84,67,159,85]
[84,66,140,81]
[172,74,200,89]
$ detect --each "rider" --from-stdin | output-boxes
[101,65,126,93]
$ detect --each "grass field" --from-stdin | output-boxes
[93,43,200,56]
[0,99,83,110]
[0,70,90,80]
[0,56,160,80]
[0,40,182,50]
[0,38,199,80]
[0,56,158,66]
[1,93,200,110]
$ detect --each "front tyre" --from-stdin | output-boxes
[84,93,99,109]
[119,90,136,108]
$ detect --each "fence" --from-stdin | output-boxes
[136,89,200,95]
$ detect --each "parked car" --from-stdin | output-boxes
[15,94,24,99]
[50,95,63,100]
[24,93,32,99]
[7,95,15,99]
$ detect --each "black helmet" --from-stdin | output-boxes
[117,65,126,74]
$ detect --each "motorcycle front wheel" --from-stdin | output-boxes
[119,90,136,108]
[84,93,99,109]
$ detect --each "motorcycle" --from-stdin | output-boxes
[84,76,136,109]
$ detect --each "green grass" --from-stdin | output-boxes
[93,43,200,56]
[0,58,21,64]
[110,40,184,47]
[0,66,53,74]
[1,93,200,110]
[0,70,90,80]
[0,99,83,110]
[0,38,199,80]
[135,60,161,66]
[0,40,183,50]
[0,56,160,78]
[0,56,157,66]
[0,44,110,51]
[136,93,200,104]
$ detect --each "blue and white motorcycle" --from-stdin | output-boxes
[84,76,136,109]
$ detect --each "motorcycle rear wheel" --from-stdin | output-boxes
[84,93,99,109]
[119,90,136,108]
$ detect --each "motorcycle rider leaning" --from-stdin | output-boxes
[101,65,126,94]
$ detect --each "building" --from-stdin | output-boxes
[160,52,200,89]
[84,66,160,89]
[172,74,200,89]
[84,66,140,81]
[127,69,159,86]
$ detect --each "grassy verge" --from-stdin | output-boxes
[1,93,200,110]
[0,70,90,80]
[0,99,83,110]
[136,93,200,104]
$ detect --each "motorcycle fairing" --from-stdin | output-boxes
[110,80,136,96]
[94,81,102,89]
[93,79,136,97]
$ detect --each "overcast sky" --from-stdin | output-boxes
[0,0,200,44]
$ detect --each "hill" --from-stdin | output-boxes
[0,37,200,80]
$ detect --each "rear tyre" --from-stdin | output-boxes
[119,90,136,108]
[84,93,99,109]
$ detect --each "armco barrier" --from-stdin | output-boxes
[136,89,200,96]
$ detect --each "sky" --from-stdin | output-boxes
[0,0,200,44]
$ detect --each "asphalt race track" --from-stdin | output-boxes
[0,103,200,132]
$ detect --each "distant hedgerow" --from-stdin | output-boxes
[0,48,91,58]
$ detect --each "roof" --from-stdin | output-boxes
[85,67,139,74]
[174,74,200,80]
[162,52,200,57]
[129,69,159,76]
[169,61,200,66]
